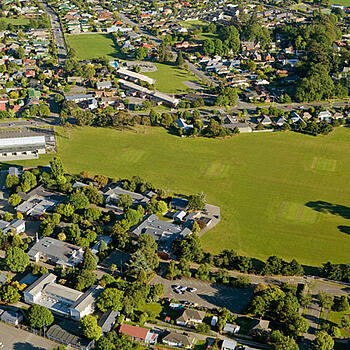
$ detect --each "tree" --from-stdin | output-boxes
[0,284,20,304]
[118,194,133,209]
[188,192,206,211]
[5,174,19,190]
[50,157,66,184]
[176,51,184,66]
[97,288,124,312]
[94,174,108,188]
[341,315,350,329]
[81,315,102,341]
[20,171,37,192]
[158,41,171,63]
[68,192,90,210]
[313,330,334,350]
[318,292,334,310]
[75,270,97,291]
[27,304,54,330]
[135,47,148,60]
[8,194,21,207]
[126,250,152,275]
[5,247,29,272]
[82,248,97,271]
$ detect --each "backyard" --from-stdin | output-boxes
[10,126,350,267]
[66,33,123,60]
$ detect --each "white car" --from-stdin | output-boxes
[188,287,197,293]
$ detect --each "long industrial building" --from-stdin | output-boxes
[0,128,55,160]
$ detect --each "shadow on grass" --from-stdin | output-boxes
[305,201,350,220]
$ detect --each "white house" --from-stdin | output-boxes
[221,339,237,350]
[318,110,332,122]
[223,323,240,334]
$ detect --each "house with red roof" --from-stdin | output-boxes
[0,99,8,112]
[119,324,158,344]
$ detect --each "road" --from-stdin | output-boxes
[0,322,58,350]
[38,0,67,64]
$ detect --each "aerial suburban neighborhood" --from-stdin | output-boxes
[0,0,348,349]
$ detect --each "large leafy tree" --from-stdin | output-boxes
[313,330,334,350]
[0,284,20,304]
[81,315,102,340]
[5,247,29,272]
[81,248,97,271]
[97,288,124,312]
[27,304,54,330]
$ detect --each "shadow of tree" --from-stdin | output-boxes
[13,343,46,350]
[305,201,350,220]
[338,226,350,235]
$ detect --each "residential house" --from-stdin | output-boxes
[27,237,84,267]
[176,309,206,326]
[318,110,332,122]
[176,118,193,130]
[223,323,240,334]
[163,332,197,349]
[17,184,63,217]
[250,319,271,336]
[119,324,158,344]
[0,219,25,234]
[258,115,272,125]
[96,81,112,90]
[104,184,153,208]
[221,339,237,350]
[117,67,156,85]
[98,310,120,334]
[0,309,23,325]
[171,197,188,211]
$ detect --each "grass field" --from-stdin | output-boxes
[330,0,350,6]
[144,63,201,93]
[0,17,30,26]
[67,34,123,60]
[327,311,350,338]
[11,126,350,267]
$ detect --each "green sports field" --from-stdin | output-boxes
[144,63,201,93]
[67,33,123,60]
[12,126,350,267]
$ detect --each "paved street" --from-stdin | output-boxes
[0,322,58,350]
[38,0,67,64]
[151,276,253,313]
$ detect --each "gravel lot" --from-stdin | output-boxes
[151,276,253,313]
[0,322,58,350]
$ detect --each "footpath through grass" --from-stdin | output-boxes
[11,126,350,267]
[67,33,123,60]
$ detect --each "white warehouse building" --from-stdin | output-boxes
[0,129,55,160]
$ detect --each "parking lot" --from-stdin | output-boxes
[151,276,253,313]
[0,322,58,349]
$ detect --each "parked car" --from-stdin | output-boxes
[188,287,197,293]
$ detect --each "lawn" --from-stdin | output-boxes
[139,303,162,317]
[330,0,350,6]
[144,63,201,93]
[327,311,350,338]
[10,126,350,267]
[66,34,123,60]
[0,17,30,26]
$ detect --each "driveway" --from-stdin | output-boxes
[150,276,253,314]
[0,322,58,350]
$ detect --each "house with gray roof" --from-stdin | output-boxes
[132,214,191,257]
[27,237,84,267]
[176,309,206,326]
[162,332,197,349]
[98,310,120,334]
[104,184,153,208]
